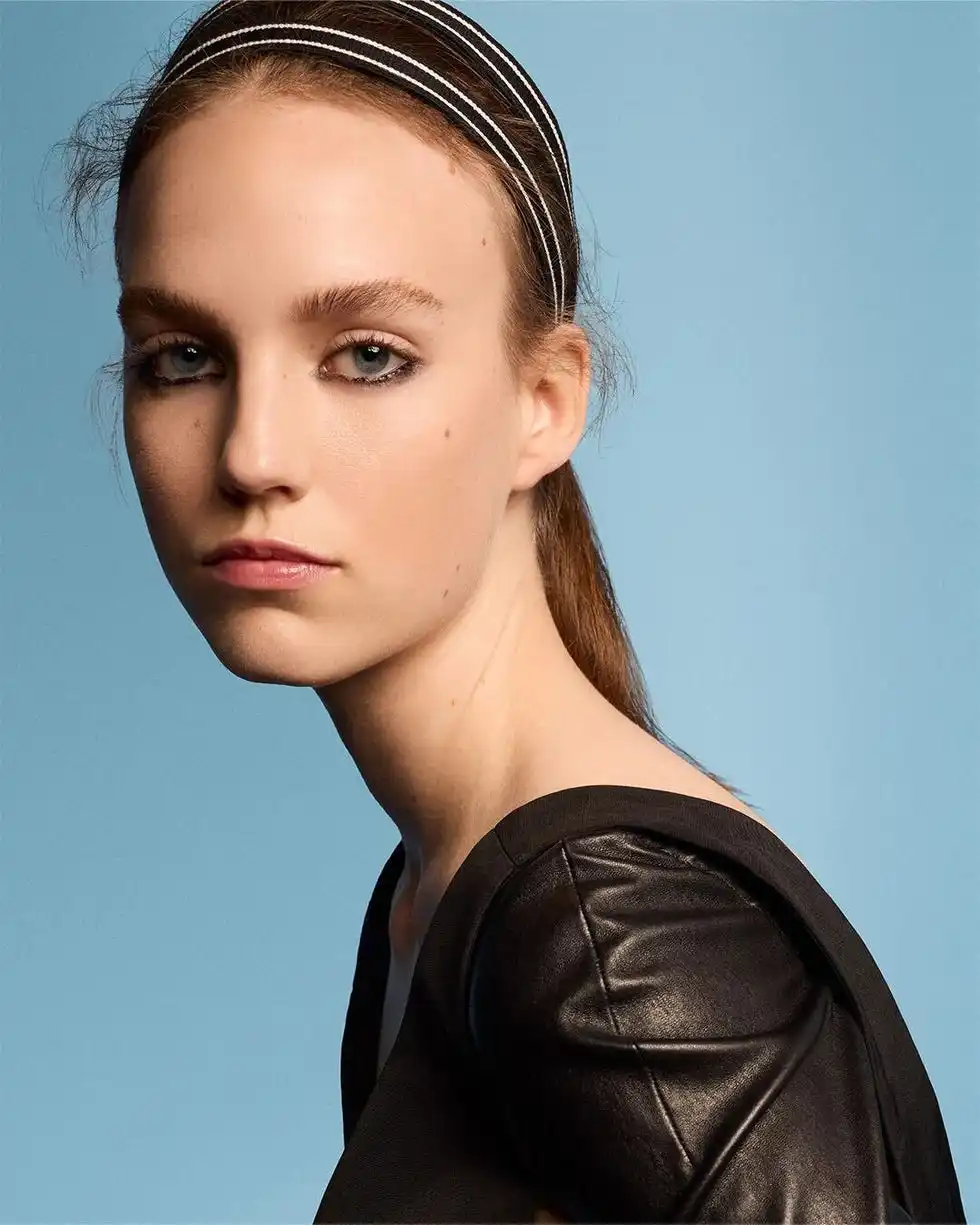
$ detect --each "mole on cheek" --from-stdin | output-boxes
[444,427,451,439]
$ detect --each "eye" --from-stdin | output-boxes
[123,332,421,392]
[158,341,214,379]
[124,337,219,388]
[325,336,419,386]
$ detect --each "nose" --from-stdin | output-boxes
[216,359,316,503]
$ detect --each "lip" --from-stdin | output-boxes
[201,537,338,566]
[206,557,340,590]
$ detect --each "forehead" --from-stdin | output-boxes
[120,92,509,329]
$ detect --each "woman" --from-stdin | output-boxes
[55,1,964,1220]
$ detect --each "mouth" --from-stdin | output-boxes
[203,554,341,591]
[201,538,338,566]
[200,537,341,590]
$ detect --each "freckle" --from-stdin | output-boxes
[481,237,487,247]
[443,427,451,439]
[455,563,460,571]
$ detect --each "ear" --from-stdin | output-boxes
[511,323,591,493]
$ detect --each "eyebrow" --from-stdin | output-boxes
[116,277,445,333]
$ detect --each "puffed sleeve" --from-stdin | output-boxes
[465,830,894,1223]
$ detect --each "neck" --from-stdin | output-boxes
[315,537,615,899]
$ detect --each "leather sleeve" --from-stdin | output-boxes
[465,829,894,1223]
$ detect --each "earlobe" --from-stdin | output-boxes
[513,325,590,492]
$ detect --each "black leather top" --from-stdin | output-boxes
[314,786,964,1223]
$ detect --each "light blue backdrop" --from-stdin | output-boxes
[2,1,976,1220]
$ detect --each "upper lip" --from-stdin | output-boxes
[201,537,338,565]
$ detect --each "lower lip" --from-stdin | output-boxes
[205,558,340,589]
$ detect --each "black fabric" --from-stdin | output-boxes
[314,786,964,1223]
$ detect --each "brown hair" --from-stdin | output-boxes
[49,0,748,803]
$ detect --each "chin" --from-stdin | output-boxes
[182,584,446,689]
[202,634,351,687]
[217,655,324,686]
[193,612,384,689]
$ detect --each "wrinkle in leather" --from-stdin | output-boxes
[316,786,964,1224]
[467,830,893,1222]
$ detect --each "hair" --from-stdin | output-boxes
[47,0,749,804]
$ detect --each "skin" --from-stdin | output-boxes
[118,90,766,1027]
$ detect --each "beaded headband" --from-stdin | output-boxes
[155,0,576,323]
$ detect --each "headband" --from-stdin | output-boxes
[154,0,576,323]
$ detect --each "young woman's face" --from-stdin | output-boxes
[118,92,531,686]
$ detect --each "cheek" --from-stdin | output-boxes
[123,403,208,551]
[337,396,511,597]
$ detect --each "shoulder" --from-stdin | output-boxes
[468,826,822,1037]
[464,826,891,1221]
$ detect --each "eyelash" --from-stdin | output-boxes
[122,331,420,392]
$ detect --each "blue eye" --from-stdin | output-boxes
[341,342,414,383]
[123,337,218,389]
[160,342,211,379]
[351,344,395,377]
[122,333,421,391]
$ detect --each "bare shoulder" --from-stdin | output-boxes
[636,742,773,830]
[591,730,810,867]
[566,719,773,828]
[537,709,798,854]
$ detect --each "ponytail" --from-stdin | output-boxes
[534,462,749,803]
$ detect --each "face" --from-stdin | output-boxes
[118,92,536,687]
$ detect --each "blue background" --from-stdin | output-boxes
[2,1,976,1220]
